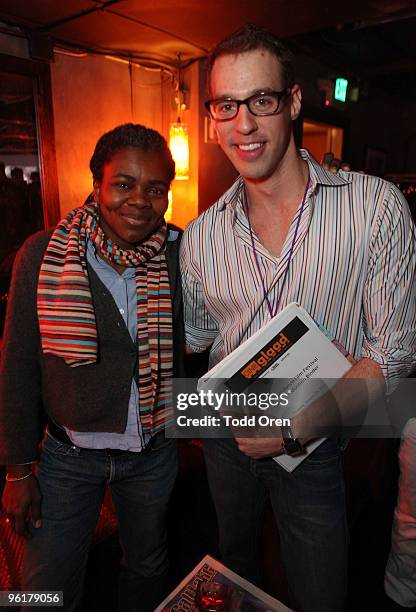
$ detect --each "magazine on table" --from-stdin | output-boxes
[155,554,293,611]
[198,302,352,472]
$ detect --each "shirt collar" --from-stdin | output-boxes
[86,238,136,279]
[300,148,352,190]
[218,148,352,212]
[167,228,179,241]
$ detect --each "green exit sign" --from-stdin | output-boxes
[334,78,348,102]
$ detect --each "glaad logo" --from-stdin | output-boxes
[241,331,290,379]
[225,317,309,393]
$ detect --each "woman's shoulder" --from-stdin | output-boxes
[14,229,53,272]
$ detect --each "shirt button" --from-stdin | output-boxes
[119,308,125,315]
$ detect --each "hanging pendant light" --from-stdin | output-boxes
[169,57,189,181]
[169,119,189,180]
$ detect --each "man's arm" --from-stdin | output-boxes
[238,184,416,459]
[236,356,384,459]
[180,226,218,353]
[291,356,384,440]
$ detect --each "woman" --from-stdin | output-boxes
[0,123,183,611]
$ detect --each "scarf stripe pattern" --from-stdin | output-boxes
[37,202,173,435]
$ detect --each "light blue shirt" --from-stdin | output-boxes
[65,238,147,451]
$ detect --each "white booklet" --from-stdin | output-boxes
[198,302,352,472]
[155,554,293,611]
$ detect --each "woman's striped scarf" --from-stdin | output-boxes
[37,202,173,434]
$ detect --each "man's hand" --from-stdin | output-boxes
[2,470,42,539]
[235,437,284,459]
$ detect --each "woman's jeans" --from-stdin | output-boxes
[22,432,177,612]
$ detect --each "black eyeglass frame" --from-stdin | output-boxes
[205,89,291,121]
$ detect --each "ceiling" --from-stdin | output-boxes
[0,0,416,63]
[290,14,416,98]
[0,0,416,71]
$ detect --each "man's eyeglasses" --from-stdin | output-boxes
[205,89,290,121]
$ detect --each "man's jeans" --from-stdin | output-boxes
[204,437,348,612]
[22,432,177,612]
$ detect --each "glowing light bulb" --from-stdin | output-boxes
[169,122,189,180]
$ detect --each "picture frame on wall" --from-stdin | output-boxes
[364,146,387,177]
[204,116,218,144]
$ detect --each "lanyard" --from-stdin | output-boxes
[242,177,310,319]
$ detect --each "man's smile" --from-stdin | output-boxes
[233,141,266,160]
[237,142,264,151]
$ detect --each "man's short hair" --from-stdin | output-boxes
[206,23,295,94]
[90,123,175,183]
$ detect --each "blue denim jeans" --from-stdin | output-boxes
[22,432,177,612]
[203,437,348,612]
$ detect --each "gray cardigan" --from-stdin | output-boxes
[0,229,184,465]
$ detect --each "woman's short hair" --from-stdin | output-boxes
[90,123,175,183]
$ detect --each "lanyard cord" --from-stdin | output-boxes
[243,177,310,319]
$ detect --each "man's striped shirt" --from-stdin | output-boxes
[180,150,416,391]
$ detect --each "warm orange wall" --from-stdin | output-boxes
[169,61,199,229]
[51,54,132,215]
[197,59,238,215]
[50,52,198,227]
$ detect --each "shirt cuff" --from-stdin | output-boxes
[361,344,413,394]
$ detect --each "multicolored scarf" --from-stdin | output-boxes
[37,202,173,434]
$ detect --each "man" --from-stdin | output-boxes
[180,24,416,612]
[0,123,183,611]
